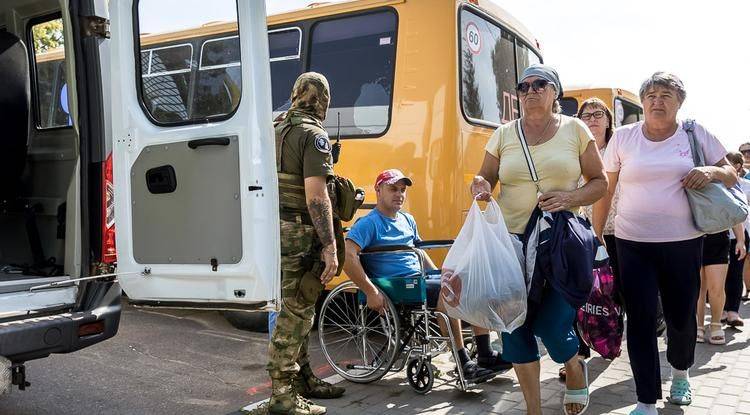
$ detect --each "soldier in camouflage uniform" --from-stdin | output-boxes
[267,72,345,415]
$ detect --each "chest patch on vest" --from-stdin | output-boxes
[314,134,332,153]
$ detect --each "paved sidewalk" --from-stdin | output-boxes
[242,304,750,415]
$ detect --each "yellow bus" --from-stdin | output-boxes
[267,0,543,287]
[561,86,644,127]
[35,0,543,300]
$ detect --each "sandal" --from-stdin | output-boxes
[667,378,692,405]
[696,326,705,343]
[727,317,745,327]
[562,359,589,415]
[708,322,726,345]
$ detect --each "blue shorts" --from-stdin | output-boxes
[500,287,579,364]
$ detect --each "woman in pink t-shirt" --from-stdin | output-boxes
[594,72,737,415]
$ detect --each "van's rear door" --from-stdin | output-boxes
[107,0,279,309]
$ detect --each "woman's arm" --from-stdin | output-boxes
[592,171,619,240]
[538,141,608,212]
[683,157,738,189]
[471,152,500,201]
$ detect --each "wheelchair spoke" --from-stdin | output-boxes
[322,305,357,332]
[330,297,357,327]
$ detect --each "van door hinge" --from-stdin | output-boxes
[81,15,110,39]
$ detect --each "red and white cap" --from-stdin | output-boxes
[375,169,413,188]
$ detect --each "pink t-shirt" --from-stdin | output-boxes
[603,121,728,242]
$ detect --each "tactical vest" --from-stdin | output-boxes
[275,115,320,214]
[275,115,360,276]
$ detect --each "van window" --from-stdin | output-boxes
[460,9,524,125]
[615,97,643,127]
[30,17,71,129]
[140,44,193,122]
[309,11,397,137]
[136,0,241,124]
[269,28,303,112]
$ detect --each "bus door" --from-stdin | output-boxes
[106,0,279,309]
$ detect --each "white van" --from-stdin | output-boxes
[0,0,279,392]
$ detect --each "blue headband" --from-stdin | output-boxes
[521,64,563,99]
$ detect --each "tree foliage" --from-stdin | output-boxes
[462,48,483,119]
[32,19,64,53]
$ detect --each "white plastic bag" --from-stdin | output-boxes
[441,198,527,333]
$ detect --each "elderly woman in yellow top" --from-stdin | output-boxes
[471,64,607,415]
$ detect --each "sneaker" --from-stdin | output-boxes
[461,359,496,383]
[666,378,692,406]
[476,351,513,373]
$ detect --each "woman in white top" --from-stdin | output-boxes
[594,72,736,415]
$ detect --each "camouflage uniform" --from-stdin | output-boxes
[268,73,344,415]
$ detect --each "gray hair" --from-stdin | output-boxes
[553,99,561,114]
[639,72,687,103]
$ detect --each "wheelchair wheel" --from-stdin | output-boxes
[406,358,434,394]
[318,281,400,383]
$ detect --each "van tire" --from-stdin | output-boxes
[222,311,268,333]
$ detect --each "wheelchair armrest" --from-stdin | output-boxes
[360,245,416,255]
[415,240,454,250]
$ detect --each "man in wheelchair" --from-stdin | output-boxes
[343,169,512,383]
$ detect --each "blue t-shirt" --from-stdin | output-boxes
[346,209,422,278]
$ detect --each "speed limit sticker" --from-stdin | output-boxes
[466,22,482,54]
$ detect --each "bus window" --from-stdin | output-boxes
[269,28,303,113]
[460,9,519,125]
[30,17,70,129]
[137,0,241,124]
[614,97,643,127]
[141,44,193,122]
[309,11,397,137]
[194,36,241,118]
[560,97,579,117]
[516,42,541,79]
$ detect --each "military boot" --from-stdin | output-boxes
[294,364,345,399]
[268,381,327,415]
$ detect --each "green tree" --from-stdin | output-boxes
[462,48,483,119]
[32,19,64,53]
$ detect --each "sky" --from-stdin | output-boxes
[141,0,750,150]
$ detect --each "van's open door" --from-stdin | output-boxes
[107,0,279,309]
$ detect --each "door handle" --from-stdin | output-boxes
[187,137,230,149]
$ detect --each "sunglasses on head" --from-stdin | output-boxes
[579,110,606,121]
[516,79,551,94]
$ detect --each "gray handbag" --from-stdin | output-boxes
[683,119,748,234]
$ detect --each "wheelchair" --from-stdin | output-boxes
[317,240,497,394]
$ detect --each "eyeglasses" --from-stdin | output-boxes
[741,149,750,155]
[516,79,551,95]
[579,110,606,121]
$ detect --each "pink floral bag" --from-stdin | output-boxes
[576,264,624,360]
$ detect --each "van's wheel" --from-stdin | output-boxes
[222,311,268,333]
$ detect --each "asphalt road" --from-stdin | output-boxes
[0,301,329,415]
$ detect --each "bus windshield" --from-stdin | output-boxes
[460,8,541,126]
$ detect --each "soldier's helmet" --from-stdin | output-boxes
[289,72,330,122]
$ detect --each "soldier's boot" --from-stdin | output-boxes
[268,381,327,415]
[294,364,345,399]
